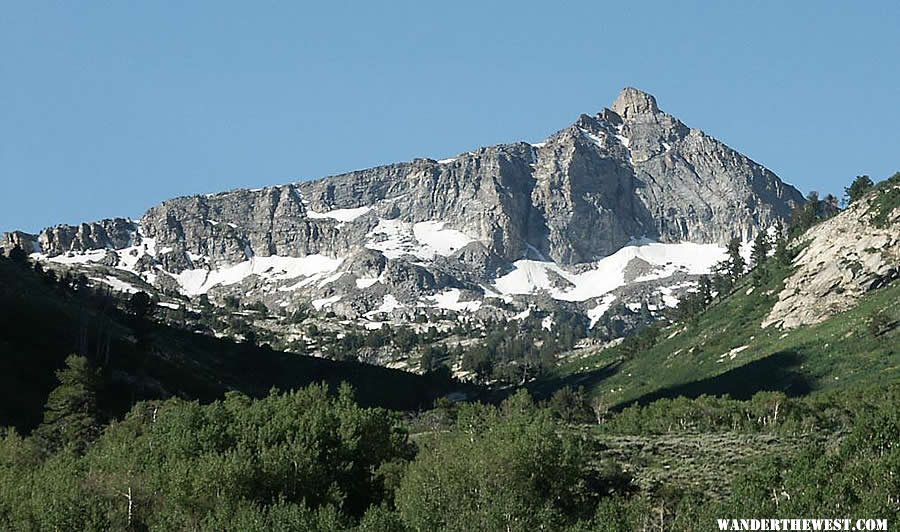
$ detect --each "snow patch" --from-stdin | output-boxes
[92,276,140,294]
[366,218,476,260]
[366,294,402,316]
[587,295,617,328]
[306,206,372,222]
[512,307,533,320]
[412,221,474,257]
[44,249,109,265]
[656,282,696,308]
[312,294,342,310]
[428,289,482,312]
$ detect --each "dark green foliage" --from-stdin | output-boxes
[789,190,841,238]
[671,276,713,321]
[750,230,773,286]
[128,290,152,319]
[222,295,241,310]
[867,172,900,228]
[364,324,391,348]
[773,233,791,265]
[619,325,661,359]
[32,355,102,454]
[726,236,745,281]
[395,391,620,530]
[750,230,770,269]
[459,311,589,384]
[546,386,595,424]
[0,384,413,530]
[419,344,448,373]
[845,174,874,205]
[392,327,419,351]
[2,379,898,529]
[723,404,899,522]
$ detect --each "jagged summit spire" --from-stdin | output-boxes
[611,87,659,118]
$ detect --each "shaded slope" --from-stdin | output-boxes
[0,258,449,432]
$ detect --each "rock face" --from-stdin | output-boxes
[3,88,805,324]
[763,183,900,329]
[1,219,137,256]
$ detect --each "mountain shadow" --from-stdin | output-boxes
[621,350,812,409]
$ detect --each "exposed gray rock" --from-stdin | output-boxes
[41,219,138,255]
[0,231,40,254]
[763,184,900,329]
[6,87,806,326]
[2,219,138,257]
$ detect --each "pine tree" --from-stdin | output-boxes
[750,230,770,269]
[751,230,772,287]
[33,355,102,454]
[844,175,874,205]
[128,291,152,319]
[726,237,745,281]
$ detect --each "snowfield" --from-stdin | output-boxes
[366,294,403,316]
[366,218,475,260]
[493,240,728,302]
[173,255,344,296]
[427,288,482,312]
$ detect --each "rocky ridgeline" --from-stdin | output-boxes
[2,88,804,324]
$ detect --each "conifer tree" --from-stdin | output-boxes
[33,355,102,454]
[726,237,745,281]
[128,291,152,319]
[844,175,874,205]
[750,230,770,269]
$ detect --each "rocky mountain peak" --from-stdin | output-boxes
[3,88,807,330]
[611,87,659,119]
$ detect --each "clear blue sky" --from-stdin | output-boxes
[3,1,899,233]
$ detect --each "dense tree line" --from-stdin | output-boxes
[459,311,589,384]
[3,369,897,530]
[603,382,900,436]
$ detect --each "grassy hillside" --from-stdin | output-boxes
[536,255,899,408]
[0,258,452,432]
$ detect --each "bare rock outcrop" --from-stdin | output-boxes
[763,183,900,329]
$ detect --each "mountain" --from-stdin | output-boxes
[537,177,900,407]
[2,88,804,347]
